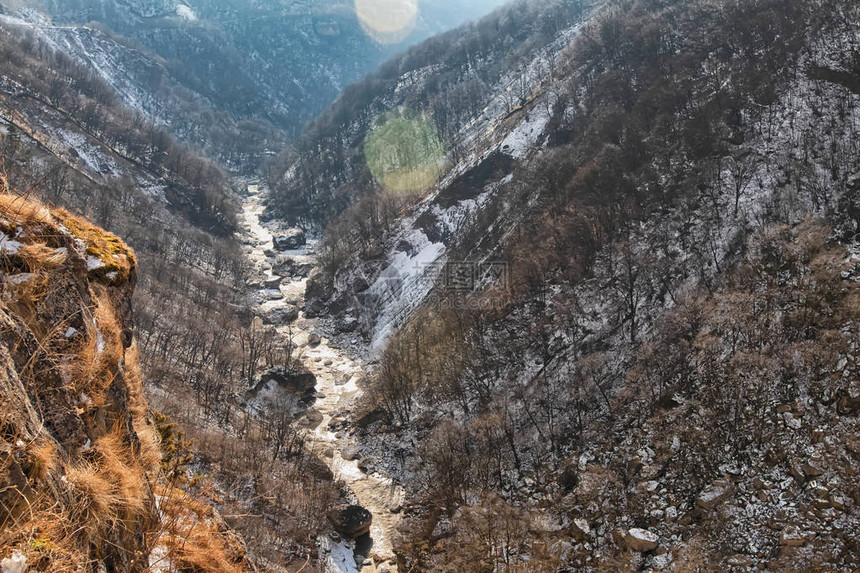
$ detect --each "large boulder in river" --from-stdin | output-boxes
[273,228,306,251]
[262,305,299,325]
[273,256,316,278]
[327,505,373,539]
[273,256,296,277]
[264,276,282,289]
[250,367,316,395]
[293,262,314,278]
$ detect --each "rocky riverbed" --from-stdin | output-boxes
[238,184,403,573]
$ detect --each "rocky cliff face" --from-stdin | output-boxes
[0,191,249,572]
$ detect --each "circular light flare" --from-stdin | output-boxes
[355,0,419,45]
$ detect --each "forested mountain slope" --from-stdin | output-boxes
[266,0,860,570]
[267,0,592,225]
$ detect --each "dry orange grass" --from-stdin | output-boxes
[1,192,251,572]
[0,193,51,227]
[153,486,248,573]
[17,242,67,270]
[125,343,165,476]
[124,342,148,420]
[65,462,123,536]
[0,502,92,573]
[64,289,124,406]
[92,426,148,520]
[26,438,58,483]
[4,271,48,315]
[64,424,151,544]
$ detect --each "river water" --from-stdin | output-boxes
[238,185,403,573]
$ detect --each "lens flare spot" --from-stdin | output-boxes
[355,0,418,45]
[364,113,445,196]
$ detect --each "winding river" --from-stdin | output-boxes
[238,184,403,573]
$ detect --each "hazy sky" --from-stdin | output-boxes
[357,0,510,45]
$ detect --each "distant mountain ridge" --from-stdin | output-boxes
[0,0,508,170]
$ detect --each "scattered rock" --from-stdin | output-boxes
[264,276,282,289]
[779,528,812,547]
[342,448,360,461]
[727,554,754,567]
[665,506,677,522]
[831,495,848,511]
[273,228,306,251]
[571,518,591,540]
[625,528,659,552]
[801,461,825,478]
[697,481,735,509]
[327,505,373,539]
[261,289,284,301]
[308,333,322,346]
[337,316,360,333]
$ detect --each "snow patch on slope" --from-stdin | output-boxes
[57,130,121,177]
[368,229,446,350]
[500,105,550,158]
[175,5,197,21]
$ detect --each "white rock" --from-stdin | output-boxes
[1,550,27,573]
[625,528,659,552]
[697,481,735,509]
[572,518,591,539]
[665,506,678,522]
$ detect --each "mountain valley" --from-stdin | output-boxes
[1,0,859,572]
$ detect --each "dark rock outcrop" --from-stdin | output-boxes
[304,269,335,312]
